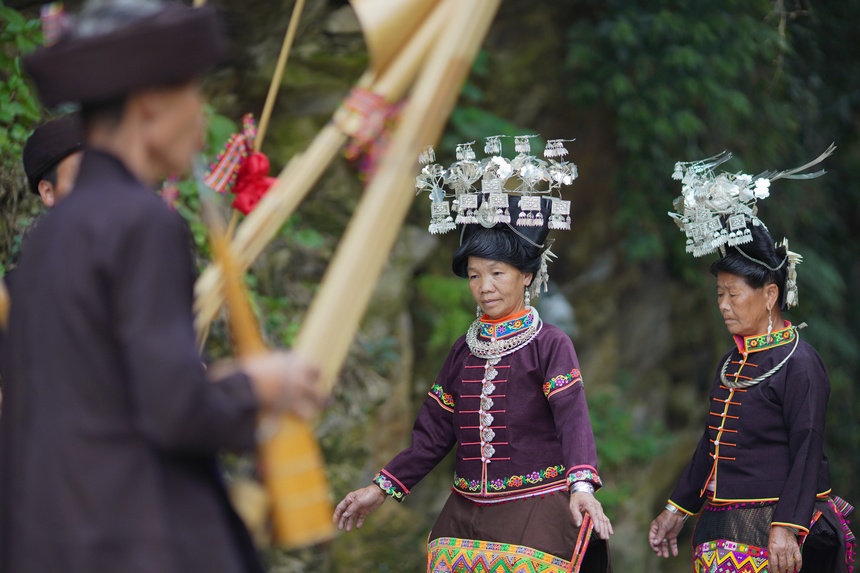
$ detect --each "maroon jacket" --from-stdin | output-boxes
[0,151,263,573]
[373,312,602,503]
[669,323,832,533]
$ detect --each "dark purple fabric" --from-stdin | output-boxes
[380,322,600,502]
[669,331,832,531]
[0,150,263,573]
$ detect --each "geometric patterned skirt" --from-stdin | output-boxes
[692,496,855,573]
[427,491,612,573]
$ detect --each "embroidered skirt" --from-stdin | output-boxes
[692,496,855,573]
[427,491,611,573]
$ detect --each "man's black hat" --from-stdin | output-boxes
[22,114,85,194]
[23,1,227,108]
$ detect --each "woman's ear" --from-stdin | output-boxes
[765,282,780,309]
[524,272,534,287]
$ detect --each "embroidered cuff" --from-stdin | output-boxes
[429,383,455,412]
[543,369,582,399]
[566,466,602,491]
[373,470,409,502]
[771,521,809,535]
[666,499,696,516]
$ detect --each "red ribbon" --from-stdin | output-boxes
[231,152,276,215]
[204,114,275,215]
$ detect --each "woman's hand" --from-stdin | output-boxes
[649,509,685,557]
[768,525,802,573]
[333,484,387,532]
[569,492,614,540]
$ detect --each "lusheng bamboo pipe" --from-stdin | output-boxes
[193,0,454,340]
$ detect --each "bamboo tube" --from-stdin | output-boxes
[350,0,437,74]
[194,0,453,338]
[292,0,502,392]
[255,0,306,153]
[0,278,8,331]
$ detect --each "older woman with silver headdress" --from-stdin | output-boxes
[649,148,854,573]
[334,138,613,573]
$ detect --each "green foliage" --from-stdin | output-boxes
[0,3,42,173]
[414,275,475,353]
[587,385,671,512]
[566,0,793,261]
[442,49,543,157]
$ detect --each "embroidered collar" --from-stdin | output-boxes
[734,321,795,354]
[478,309,534,340]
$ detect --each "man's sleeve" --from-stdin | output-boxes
[111,205,259,453]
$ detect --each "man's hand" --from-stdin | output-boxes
[240,351,324,418]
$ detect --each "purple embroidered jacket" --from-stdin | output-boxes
[668,323,832,533]
[374,313,602,503]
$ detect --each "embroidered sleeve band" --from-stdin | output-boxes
[566,465,602,489]
[543,369,582,398]
[429,383,455,412]
[373,470,409,502]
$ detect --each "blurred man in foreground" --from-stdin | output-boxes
[0,2,325,572]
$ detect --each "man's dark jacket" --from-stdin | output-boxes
[0,150,264,573]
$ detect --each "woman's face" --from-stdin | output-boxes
[716,272,779,337]
[468,257,532,320]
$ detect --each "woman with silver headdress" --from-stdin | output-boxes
[334,138,613,573]
[649,148,854,573]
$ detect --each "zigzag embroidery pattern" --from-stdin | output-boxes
[428,537,570,573]
[695,540,769,573]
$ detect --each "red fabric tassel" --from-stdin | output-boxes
[231,152,275,215]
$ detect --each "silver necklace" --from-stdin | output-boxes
[720,327,801,389]
[466,308,542,359]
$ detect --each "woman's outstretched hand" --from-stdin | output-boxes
[649,509,686,557]
[569,492,614,540]
[333,484,387,532]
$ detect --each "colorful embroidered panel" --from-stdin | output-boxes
[543,369,582,398]
[742,325,795,353]
[453,465,565,494]
[429,383,455,411]
[373,471,407,502]
[694,540,768,573]
[566,466,602,489]
[479,311,535,340]
[428,537,571,573]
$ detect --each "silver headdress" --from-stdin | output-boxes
[669,144,836,308]
[419,136,579,298]
[416,135,578,235]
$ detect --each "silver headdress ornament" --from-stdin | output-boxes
[669,143,836,308]
[417,135,579,298]
[416,135,578,235]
